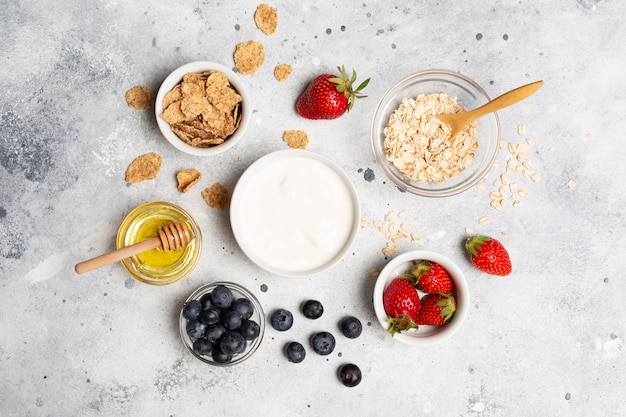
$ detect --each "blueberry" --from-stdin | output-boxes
[302,300,324,320]
[192,338,213,356]
[199,293,213,310]
[212,347,232,364]
[270,308,294,331]
[310,331,336,355]
[339,363,362,387]
[221,309,243,330]
[211,285,234,309]
[182,300,202,320]
[205,323,227,344]
[340,316,363,339]
[220,331,247,355]
[231,298,254,319]
[186,320,208,339]
[199,307,221,325]
[238,319,261,340]
[285,341,306,363]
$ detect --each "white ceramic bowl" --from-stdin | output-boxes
[371,69,500,197]
[155,61,251,156]
[230,149,360,278]
[372,250,469,346]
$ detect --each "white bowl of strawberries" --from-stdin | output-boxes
[372,250,469,346]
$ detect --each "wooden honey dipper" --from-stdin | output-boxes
[75,221,193,274]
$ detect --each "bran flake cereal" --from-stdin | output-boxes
[384,93,478,183]
[202,182,231,209]
[283,130,309,149]
[176,169,202,193]
[274,64,292,82]
[125,86,156,110]
[125,153,162,183]
[234,41,265,75]
[254,4,278,35]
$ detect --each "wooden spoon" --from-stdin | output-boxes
[75,221,193,274]
[436,80,544,140]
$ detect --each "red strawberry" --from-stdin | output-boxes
[296,65,370,120]
[416,293,456,326]
[409,260,454,294]
[382,277,420,335]
[465,235,512,276]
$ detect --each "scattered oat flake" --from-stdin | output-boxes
[586,133,593,139]
[478,216,490,224]
[176,169,202,193]
[410,233,421,242]
[476,182,485,190]
[274,64,292,81]
[518,124,526,136]
[283,130,309,149]
[254,3,278,35]
[526,138,536,147]
[567,180,577,188]
[398,209,408,218]
[125,153,162,183]
[202,182,231,209]
[360,218,370,227]
[125,86,156,109]
[465,227,474,234]
[234,41,265,75]
[369,268,380,277]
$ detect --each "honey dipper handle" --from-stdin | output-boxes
[74,236,162,274]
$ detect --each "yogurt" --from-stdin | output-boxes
[235,153,358,275]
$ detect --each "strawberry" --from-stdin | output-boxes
[408,260,454,294]
[465,235,512,276]
[296,65,370,120]
[382,277,420,335]
[416,293,456,326]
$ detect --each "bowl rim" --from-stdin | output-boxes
[372,250,470,346]
[371,68,501,197]
[230,149,361,278]
[154,61,251,157]
[179,281,265,366]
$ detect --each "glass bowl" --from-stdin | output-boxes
[116,201,202,285]
[371,69,500,197]
[179,281,265,366]
[155,61,251,156]
[372,250,469,346]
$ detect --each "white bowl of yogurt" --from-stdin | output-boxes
[230,149,360,277]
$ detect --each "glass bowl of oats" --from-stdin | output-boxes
[371,69,500,197]
[155,61,251,156]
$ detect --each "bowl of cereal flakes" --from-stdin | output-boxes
[155,61,251,156]
[371,69,500,197]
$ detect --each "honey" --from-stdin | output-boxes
[116,201,202,285]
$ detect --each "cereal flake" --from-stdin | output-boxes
[201,182,231,209]
[125,153,162,183]
[234,41,265,75]
[176,169,202,193]
[283,130,309,149]
[125,86,156,110]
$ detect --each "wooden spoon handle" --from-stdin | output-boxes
[466,80,544,120]
[75,236,162,274]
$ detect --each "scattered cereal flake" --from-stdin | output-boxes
[283,130,309,149]
[586,133,593,139]
[382,241,397,257]
[369,268,380,277]
[360,218,370,227]
[518,188,528,198]
[567,180,577,188]
[410,233,421,242]
[526,138,536,147]
[125,86,156,109]
[517,124,526,136]
[476,182,485,190]
[254,3,278,35]
[465,227,474,234]
[176,169,202,193]
[513,201,523,208]
[234,41,265,75]
[531,173,540,182]
[274,64,292,81]
[478,216,490,224]
[499,139,507,149]
[201,182,231,209]
[398,209,408,218]
[125,153,162,183]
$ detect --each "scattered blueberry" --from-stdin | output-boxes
[205,323,227,344]
[285,341,306,363]
[231,298,254,319]
[186,320,208,338]
[220,331,247,355]
[221,309,243,330]
[182,300,202,320]
[193,338,213,356]
[212,347,233,364]
[339,363,362,387]
[302,300,324,320]
[270,308,294,331]
[310,331,336,355]
[211,285,234,309]
[238,319,261,340]
[199,307,221,325]
[340,316,362,339]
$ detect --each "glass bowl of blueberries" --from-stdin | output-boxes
[179,281,265,366]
